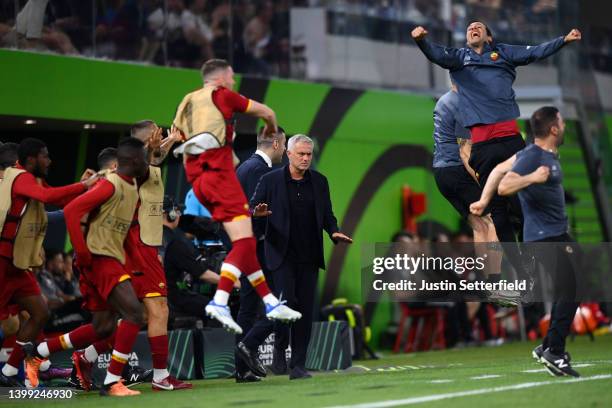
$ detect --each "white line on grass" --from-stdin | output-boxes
[324,374,612,408]
[429,380,454,384]
[470,375,502,380]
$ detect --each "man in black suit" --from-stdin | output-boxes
[234,127,287,382]
[251,134,352,379]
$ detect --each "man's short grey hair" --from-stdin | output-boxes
[287,134,314,151]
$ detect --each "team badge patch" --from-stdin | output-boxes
[490,52,499,61]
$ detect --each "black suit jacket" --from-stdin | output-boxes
[236,153,271,239]
[251,165,340,271]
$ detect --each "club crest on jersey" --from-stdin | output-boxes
[490,52,499,61]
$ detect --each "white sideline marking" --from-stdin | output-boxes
[429,380,453,384]
[324,374,612,408]
[470,375,502,380]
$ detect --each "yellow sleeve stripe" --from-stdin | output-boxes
[245,99,252,113]
[119,274,131,283]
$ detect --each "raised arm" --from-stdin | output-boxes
[245,100,278,136]
[499,28,581,66]
[13,172,87,207]
[412,26,464,70]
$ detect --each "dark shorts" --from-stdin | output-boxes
[469,134,526,185]
[127,243,168,299]
[433,165,482,218]
[469,134,525,231]
[0,257,41,319]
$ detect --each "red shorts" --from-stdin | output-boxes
[184,146,250,223]
[125,238,167,299]
[79,256,131,312]
[0,256,41,319]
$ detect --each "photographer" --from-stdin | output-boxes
[161,196,238,321]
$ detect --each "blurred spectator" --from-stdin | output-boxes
[59,251,81,298]
[38,248,88,333]
[182,0,214,65]
[15,0,49,46]
[148,0,196,66]
[243,0,275,76]
[37,249,75,309]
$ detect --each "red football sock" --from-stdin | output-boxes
[47,324,100,354]
[148,335,168,370]
[7,340,26,368]
[107,320,140,377]
[94,332,115,354]
[225,237,271,298]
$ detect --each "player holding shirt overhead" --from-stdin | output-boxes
[0,138,96,388]
[172,59,301,334]
[63,138,150,397]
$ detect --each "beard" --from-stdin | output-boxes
[31,163,47,178]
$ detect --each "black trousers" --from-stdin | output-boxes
[534,233,580,354]
[235,241,288,373]
[470,135,527,279]
[273,259,319,370]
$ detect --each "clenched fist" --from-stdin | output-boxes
[470,200,487,217]
[564,28,581,43]
[530,166,550,184]
[411,26,428,41]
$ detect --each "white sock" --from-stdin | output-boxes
[153,368,170,382]
[39,359,51,372]
[84,345,99,363]
[263,294,279,306]
[213,290,230,306]
[37,342,50,358]
[104,372,122,385]
[2,363,18,376]
[104,350,130,385]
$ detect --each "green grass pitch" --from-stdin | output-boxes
[4,335,612,408]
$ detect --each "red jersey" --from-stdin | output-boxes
[211,86,251,145]
[0,165,85,261]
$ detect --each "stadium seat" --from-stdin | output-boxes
[393,303,446,353]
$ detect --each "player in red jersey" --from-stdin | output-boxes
[63,138,150,397]
[0,138,96,387]
[172,59,301,334]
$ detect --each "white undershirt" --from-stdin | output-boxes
[255,150,272,168]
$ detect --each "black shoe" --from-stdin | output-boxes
[123,365,153,387]
[236,342,266,378]
[235,370,262,383]
[0,372,25,387]
[270,348,287,375]
[289,366,312,380]
[532,344,544,362]
[541,348,580,377]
